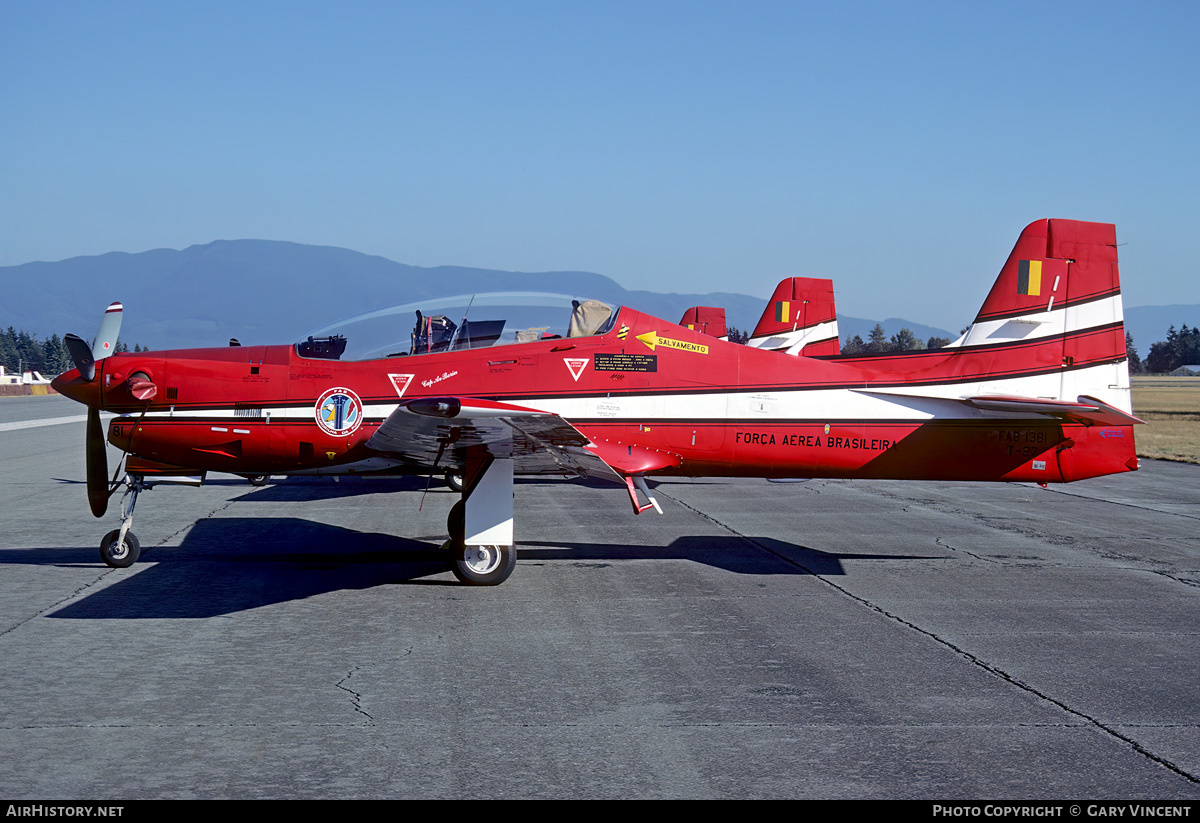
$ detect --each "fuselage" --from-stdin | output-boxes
[53,305,1137,485]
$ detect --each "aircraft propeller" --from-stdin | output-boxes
[59,302,127,518]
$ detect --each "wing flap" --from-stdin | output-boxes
[366,396,622,479]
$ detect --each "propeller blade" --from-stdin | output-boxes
[64,333,96,382]
[86,408,109,518]
[94,302,124,361]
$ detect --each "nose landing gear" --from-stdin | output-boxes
[99,475,148,568]
[94,471,204,568]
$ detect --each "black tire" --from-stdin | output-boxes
[247,475,270,486]
[445,472,464,493]
[451,543,516,586]
[447,499,465,547]
[99,529,141,568]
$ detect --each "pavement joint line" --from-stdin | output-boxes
[0,565,122,639]
[0,486,261,637]
[140,487,259,557]
[1143,569,1200,590]
[655,486,1200,787]
[1042,487,1200,522]
[12,720,1177,731]
[848,479,1200,524]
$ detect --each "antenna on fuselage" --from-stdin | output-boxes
[447,294,476,351]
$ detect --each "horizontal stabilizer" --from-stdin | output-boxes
[965,394,1144,426]
[853,388,1142,426]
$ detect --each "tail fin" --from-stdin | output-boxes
[679,306,728,339]
[748,277,839,356]
[949,218,1130,413]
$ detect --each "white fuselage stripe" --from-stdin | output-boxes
[120,361,1131,428]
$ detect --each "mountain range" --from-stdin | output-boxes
[0,239,1193,353]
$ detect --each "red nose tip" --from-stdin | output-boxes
[51,369,102,408]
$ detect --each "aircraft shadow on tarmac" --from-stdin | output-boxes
[51,474,608,499]
[25,517,938,619]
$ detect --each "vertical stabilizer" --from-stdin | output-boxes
[947,219,1129,412]
[748,277,839,356]
[679,306,728,339]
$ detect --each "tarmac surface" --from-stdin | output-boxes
[1,394,1198,799]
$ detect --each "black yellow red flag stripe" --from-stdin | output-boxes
[1017,260,1042,296]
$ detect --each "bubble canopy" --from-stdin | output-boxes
[298,292,620,361]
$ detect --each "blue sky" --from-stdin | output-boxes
[3,0,1197,329]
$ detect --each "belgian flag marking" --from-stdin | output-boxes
[775,301,790,323]
[1017,260,1042,296]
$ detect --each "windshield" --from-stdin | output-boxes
[298,292,619,361]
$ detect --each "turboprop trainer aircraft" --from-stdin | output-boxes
[52,218,1141,585]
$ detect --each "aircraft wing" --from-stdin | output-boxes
[366,396,623,479]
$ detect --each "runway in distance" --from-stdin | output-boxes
[52,218,1141,585]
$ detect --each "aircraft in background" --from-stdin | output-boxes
[53,218,1140,585]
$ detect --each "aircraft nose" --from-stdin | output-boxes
[51,369,101,408]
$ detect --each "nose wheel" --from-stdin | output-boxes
[98,475,149,568]
[100,529,141,567]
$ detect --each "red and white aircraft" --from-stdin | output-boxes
[53,218,1140,585]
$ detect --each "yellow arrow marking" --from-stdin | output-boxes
[636,331,708,355]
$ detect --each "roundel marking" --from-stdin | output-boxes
[314,387,364,437]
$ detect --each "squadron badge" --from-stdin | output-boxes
[315,387,364,437]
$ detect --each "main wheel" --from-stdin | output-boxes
[247,475,270,486]
[451,543,516,586]
[445,472,464,493]
[99,529,141,568]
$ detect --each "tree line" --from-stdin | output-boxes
[1127,325,1200,374]
[729,320,1199,372]
[0,328,142,376]
[840,324,952,354]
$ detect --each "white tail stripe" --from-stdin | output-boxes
[748,320,840,352]
[945,294,1122,349]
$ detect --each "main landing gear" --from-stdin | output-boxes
[443,459,517,586]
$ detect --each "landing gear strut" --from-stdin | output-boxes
[443,458,517,586]
[99,475,149,568]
